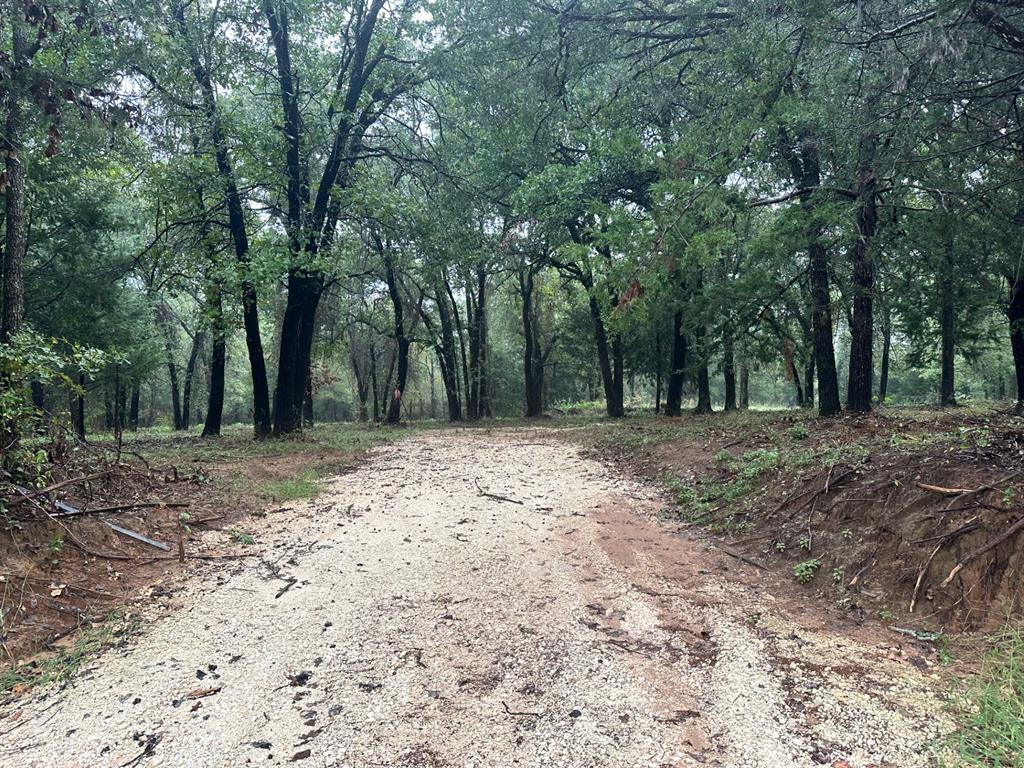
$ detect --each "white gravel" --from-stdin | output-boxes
[0,429,952,767]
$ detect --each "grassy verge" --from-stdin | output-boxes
[1,611,137,695]
[112,422,400,502]
[946,623,1024,766]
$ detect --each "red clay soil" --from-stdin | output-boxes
[0,440,358,680]
[590,408,1024,633]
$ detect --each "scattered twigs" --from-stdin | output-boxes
[719,546,766,570]
[5,469,119,505]
[501,700,541,717]
[941,471,1021,513]
[939,515,1024,589]
[908,516,980,613]
[474,480,524,506]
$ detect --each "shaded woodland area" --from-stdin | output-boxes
[2,0,1024,452]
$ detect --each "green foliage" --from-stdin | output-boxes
[947,624,1024,767]
[0,611,136,694]
[793,558,821,584]
[0,329,106,482]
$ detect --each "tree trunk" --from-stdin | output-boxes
[435,283,462,421]
[803,358,815,409]
[589,294,624,418]
[1009,273,1024,414]
[303,378,315,426]
[665,311,687,417]
[739,365,750,409]
[695,363,713,414]
[202,285,226,437]
[273,273,322,434]
[73,374,86,441]
[846,145,878,414]
[157,308,184,430]
[790,359,805,406]
[177,2,271,438]
[475,263,491,418]
[940,240,957,407]
[351,351,370,422]
[104,387,115,430]
[1,19,28,343]
[129,383,140,431]
[383,249,409,425]
[723,333,737,411]
[369,344,380,422]
[793,129,841,417]
[181,330,205,431]
[521,264,544,418]
[878,311,892,405]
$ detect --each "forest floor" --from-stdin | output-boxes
[0,425,963,768]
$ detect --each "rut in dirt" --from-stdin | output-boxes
[1,429,950,768]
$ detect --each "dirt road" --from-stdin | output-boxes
[0,429,951,767]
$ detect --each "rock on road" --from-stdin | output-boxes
[0,429,950,768]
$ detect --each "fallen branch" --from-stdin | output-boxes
[6,469,119,504]
[54,501,189,518]
[719,546,766,570]
[474,481,524,505]
[939,515,1024,589]
[917,482,973,496]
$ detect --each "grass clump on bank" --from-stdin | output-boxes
[947,623,1024,767]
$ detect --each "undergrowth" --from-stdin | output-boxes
[946,623,1024,767]
[1,611,137,695]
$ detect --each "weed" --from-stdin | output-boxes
[229,529,255,546]
[945,623,1024,766]
[832,566,846,584]
[1,611,136,694]
[793,558,821,584]
[789,423,810,441]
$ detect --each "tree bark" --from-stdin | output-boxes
[1008,272,1024,414]
[803,358,815,409]
[382,247,409,425]
[129,383,140,431]
[878,309,892,405]
[940,239,957,407]
[202,284,226,437]
[846,142,878,414]
[181,330,205,431]
[790,128,841,416]
[739,364,750,409]
[73,374,86,441]
[520,262,545,418]
[694,324,713,414]
[665,311,687,417]
[1,16,28,343]
[589,293,624,418]
[157,305,184,430]
[723,333,737,411]
[435,282,462,421]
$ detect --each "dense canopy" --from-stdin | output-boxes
[3,0,1024,451]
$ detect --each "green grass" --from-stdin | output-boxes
[257,470,321,502]
[1,611,136,695]
[946,624,1024,767]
